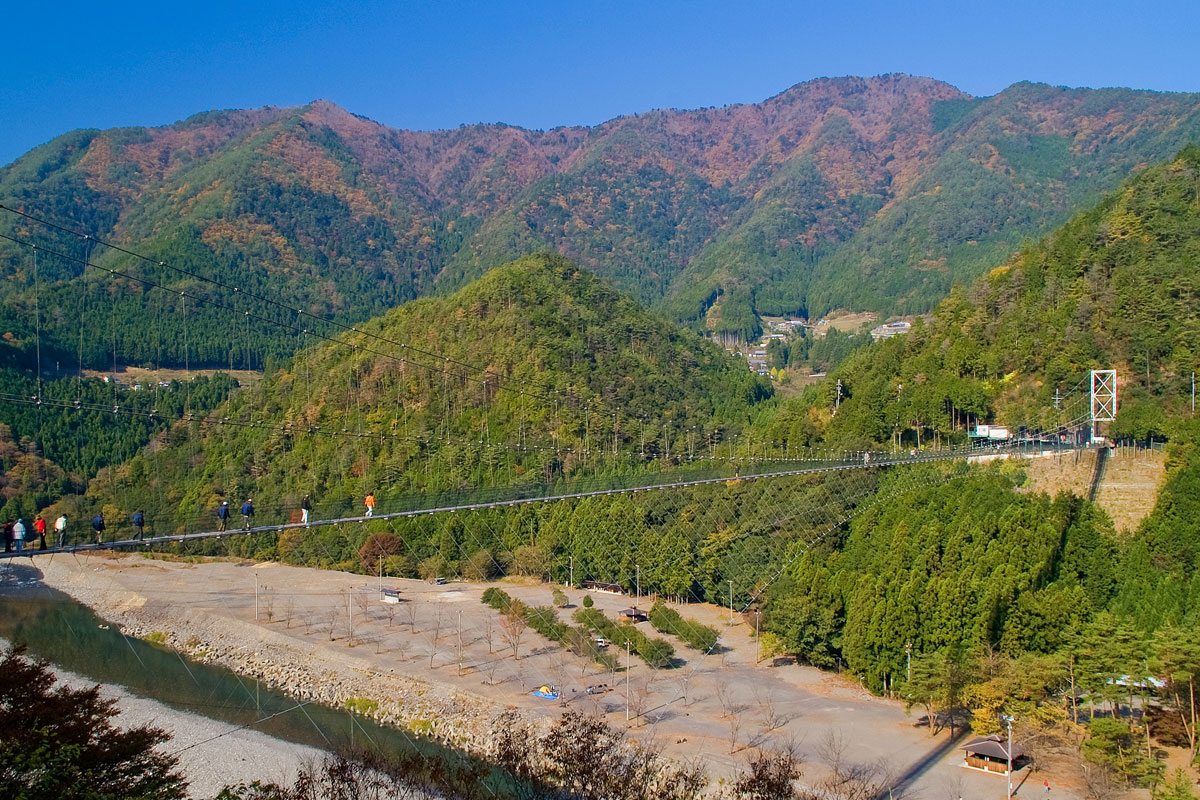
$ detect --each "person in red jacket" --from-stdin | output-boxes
[34,515,47,549]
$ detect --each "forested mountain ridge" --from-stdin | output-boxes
[5,76,1200,370]
[81,253,772,534]
[778,144,1200,451]
[748,152,1200,761]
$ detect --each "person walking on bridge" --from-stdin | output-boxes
[55,514,67,548]
[3,520,13,553]
[34,515,47,549]
[301,494,312,526]
[216,500,229,532]
[133,510,145,540]
[92,512,105,544]
[12,519,26,552]
[241,499,254,531]
[364,492,375,517]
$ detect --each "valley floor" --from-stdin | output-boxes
[28,552,1096,799]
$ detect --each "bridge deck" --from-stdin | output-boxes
[0,444,1083,561]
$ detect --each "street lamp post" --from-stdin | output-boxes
[728,580,734,622]
[905,642,912,683]
[755,611,762,664]
[626,641,632,724]
[1004,714,1015,800]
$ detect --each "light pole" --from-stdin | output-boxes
[728,580,734,622]
[755,611,762,664]
[1004,714,1015,800]
[905,642,912,683]
[569,555,574,588]
[635,564,640,608]
[626,640,632,724]
[254,572,259,621]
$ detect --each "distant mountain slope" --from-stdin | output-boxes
[85,254,771,530]
[3,75,1200,370]
[789,144,1200,450]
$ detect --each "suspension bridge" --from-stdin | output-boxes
[0,435,1100,561]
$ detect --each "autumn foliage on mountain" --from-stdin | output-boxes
[5,75,1200,371]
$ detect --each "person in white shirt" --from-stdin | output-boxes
[12,519,26,552]
[55,514,68,547]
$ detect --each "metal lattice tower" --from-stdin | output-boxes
[1090,369,1117,438]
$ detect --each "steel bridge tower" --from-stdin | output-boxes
[1090,369,1117,441]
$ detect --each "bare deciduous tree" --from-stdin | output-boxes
[483,614,495,654]
[283,596,297,629]
[716,681,748,754]
[500,608,527,662]
[628,673,651,726]
[813,728,892,800]
[326,606,341,642]
[428,605,445,669]
[355,587,373,626]
[734,739,804,800]
[755,684,795,738]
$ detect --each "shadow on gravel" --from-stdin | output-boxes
[878,727,969,800]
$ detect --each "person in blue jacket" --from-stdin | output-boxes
[91,513,106,544]
[133,509,145,540]
[241,499,254,531]
[216,501,229,532]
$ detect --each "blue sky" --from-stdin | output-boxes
[3,0,1197,166]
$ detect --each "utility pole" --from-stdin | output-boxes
[569,556,574,588]
[255,572,259,621]
[835,379,842,411]
[755,611,762,664]
[1053,388,1061,410]
[626,641,632,724]
[1004,714,1015,800]
[728,580,734,622]
[348,587,353,646]
[1192,372,1195,414]
[378,556,383,593]
[905,642,912,683]
[635,564,640,608]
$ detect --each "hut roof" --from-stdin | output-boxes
[962,735,1025,760]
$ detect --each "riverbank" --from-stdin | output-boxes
[33,553,513,756]
[23,657,322,799]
